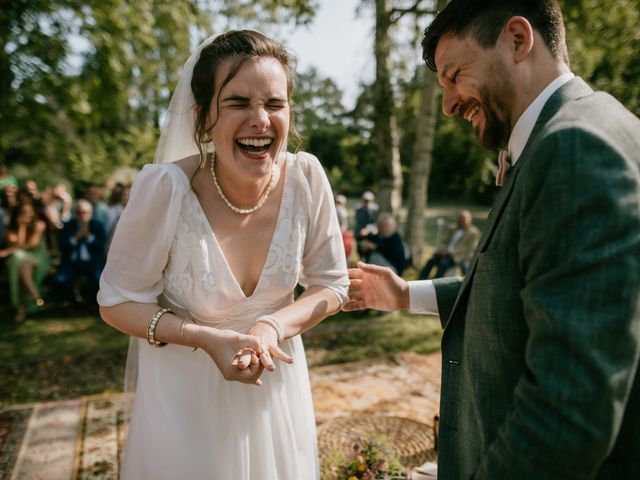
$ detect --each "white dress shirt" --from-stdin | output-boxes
[408,72,575,315]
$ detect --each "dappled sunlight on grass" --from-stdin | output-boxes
[0,305,443,408]
[304,311,442,367]
[0,309,129,408]
[0,314,128,365]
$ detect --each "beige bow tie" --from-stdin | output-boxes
[495,150,512,187]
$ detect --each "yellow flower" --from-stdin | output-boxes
[347,476,358,480]
[358,463,366,471]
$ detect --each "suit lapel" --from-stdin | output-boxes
[445,160,521,319]
[445,77,594,326]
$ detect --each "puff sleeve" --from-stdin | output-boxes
[296,152,349,305]
[97,164,189,306]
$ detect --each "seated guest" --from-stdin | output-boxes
[1,183,18,220]
[354,190,379,258]
[52,183,73,223]
[0,202,50,321]
[82,183,110,232]
[54,200,106,303]
[361,213,408,275]
[419,209,480,279]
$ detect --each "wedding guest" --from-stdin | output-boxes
[1,182,17,220]
[0,164,17,190]
[346,1,640,478]
[97,30,348,479]
[52,182,73,223]
[54,200,106,303]
[354,190,379,257]
[23,179,40,201]
[0,202,50,321]
[39,187,64,265]
[40,188,63,230]
[418,210,480,279]
[82,183,110,229]
[360,212,408,275]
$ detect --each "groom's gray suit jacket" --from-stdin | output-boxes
[433,77,640,479]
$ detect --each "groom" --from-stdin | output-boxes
[345,0,640,478]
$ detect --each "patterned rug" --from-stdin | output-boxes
[0,395,132,480]
[1,352,441,479]
[0,407,33,479]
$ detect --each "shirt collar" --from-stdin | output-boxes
[508,72,574,165]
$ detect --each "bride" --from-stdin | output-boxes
[98,30,348,479]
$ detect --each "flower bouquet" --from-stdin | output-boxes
[322,435,408,480]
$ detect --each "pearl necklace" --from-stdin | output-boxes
[209,154,277,215]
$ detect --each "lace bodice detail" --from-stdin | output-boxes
[98,152,348,332]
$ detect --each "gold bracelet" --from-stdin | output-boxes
[147,308,173,347]
[180,317,199,351]
[179,318,187,341]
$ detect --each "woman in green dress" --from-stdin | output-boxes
[1,202,50,321]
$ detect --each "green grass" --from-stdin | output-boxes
[303,310,442,367]
[0,306,441,409]
[0,310,128,365]
[0,203,485,409]
[0,306,130,409]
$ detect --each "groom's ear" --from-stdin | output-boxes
[503,16,534,64]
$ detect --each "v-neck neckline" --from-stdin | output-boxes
[170,153,292,299]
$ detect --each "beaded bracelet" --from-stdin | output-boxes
[255,315,285,344]
[147,308,173,347]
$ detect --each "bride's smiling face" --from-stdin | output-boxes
[207,57,290,179]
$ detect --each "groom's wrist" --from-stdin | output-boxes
[400,280,410,311]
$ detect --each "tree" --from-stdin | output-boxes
[561,0,640,116]
[372,0,403,217]
[368,0,436,216]
[1,0,318,189]
[294,68,378,196]
[404,65,439,267]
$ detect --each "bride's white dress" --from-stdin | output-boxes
[97,152,348,479]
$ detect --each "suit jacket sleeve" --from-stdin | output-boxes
[474,126,640,477]
[433,276,463,329]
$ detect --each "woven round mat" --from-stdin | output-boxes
[317,415,436,468]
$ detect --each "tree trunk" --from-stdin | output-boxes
[373,0,402,216]
[405,65,439,268]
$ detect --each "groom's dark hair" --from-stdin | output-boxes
[422,0,569,71]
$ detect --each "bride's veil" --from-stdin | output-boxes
[122,33,219,405]
[153,34,219,166]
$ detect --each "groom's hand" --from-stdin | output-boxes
[343,262,410,312]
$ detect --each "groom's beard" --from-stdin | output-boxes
[475,60,514,150]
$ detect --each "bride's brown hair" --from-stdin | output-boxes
[191,30,300,166]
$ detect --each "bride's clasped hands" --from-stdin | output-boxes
[231,316,294,378]
[193,325,270,386]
